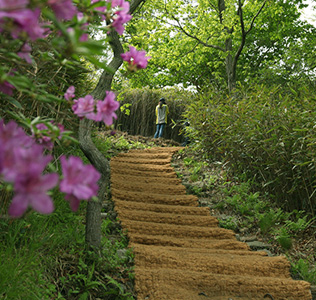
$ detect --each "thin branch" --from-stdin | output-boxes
[169,13,225,52]
[208,0,218,12]
[246,0,268,35]
[233,0,267,76]
[173,42,200,59]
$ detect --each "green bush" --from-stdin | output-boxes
[185,84,316,214]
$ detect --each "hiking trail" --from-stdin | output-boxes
[110,147,312,300]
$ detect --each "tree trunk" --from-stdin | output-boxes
[79,0,145,249]
[79,118,110,248]
[218,0,236,92]
[225,38,235,92]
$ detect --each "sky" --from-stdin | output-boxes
[301,0,316,25]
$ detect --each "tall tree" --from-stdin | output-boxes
[124,0,311,91]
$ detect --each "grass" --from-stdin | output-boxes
[0,191,86,299]
[0,131,154,300]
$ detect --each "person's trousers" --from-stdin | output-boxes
[154,123,165,138]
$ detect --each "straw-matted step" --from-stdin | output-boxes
[113,199,208,215]
[112,188,198,205]
[132,244,291,278]
[110,147,312,300]
[120,219,236,239]
[112,156,171,165]
[111,167,178,178]
[129,233,251,250]
[134,267,311,300]
[115,208,219,227]
[111,180,187,194]
[111,160,175,172]
[111,173,183,185]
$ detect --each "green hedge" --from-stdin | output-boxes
[185,84,316,214]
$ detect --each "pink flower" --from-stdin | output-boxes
[0,80,15,96]
[64,85,75,100]
[95,91,120,125]
[0,7,45,40]
[31,122,65,150]
[111,10,131,35]
[47,0,77,20]
[121,46,151,70]
[60,156,100,211]
[110,0,129,11]
[9,173,59,217]
[72,94,96,119]
[102,0,131,34]
[56,123,65,139]
[6,142,52,183]
[0,120,33,180]
[32,123,53,150]
[0,120,59,217]
[18,43,32,64]
[79,23,89,41]
[91,0,107,13]
[0,0,28,10]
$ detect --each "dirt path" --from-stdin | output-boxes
[110,147,312,300]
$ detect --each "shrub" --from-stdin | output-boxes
[185,84,316,214]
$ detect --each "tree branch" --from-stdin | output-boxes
[169,13,225,52]
[233,0,267,79]
[246,0,267,35]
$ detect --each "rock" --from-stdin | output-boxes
[239,235,257,242]
[247,241,273,250]
[116,248,128,260]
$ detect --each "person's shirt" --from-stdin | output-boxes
[155,104,169,124]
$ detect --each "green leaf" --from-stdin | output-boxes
[5,97,23,109]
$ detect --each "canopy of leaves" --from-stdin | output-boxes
[121,0,316,91]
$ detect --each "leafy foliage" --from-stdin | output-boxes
[185,84,316,214]
[124,0,315,91]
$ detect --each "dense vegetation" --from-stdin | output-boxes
[1,0,316,298]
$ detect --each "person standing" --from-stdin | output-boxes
[154,97,169,138]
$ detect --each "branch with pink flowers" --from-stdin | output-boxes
[0,0,150,218]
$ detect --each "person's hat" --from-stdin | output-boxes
[159,97,165,103]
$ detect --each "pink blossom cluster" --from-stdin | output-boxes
[91,0,132,35]
[60,156,100,211]
[0,0,151,218]
[0,0,133,68]
[65,87,120,126]
[0,0,150,97]
[121,46,151,71]
[0,0,78,92]
[0,120,58,217]
[0,74,15,96]
[0,120,100,218]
